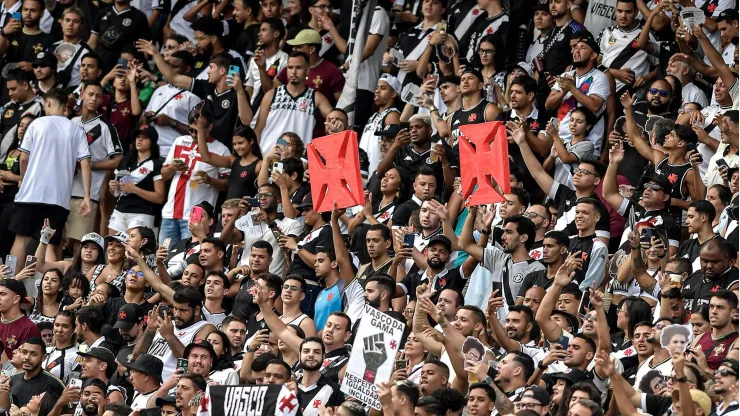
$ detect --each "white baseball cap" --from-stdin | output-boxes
[379,74,402,94]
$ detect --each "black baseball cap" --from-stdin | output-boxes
[718,9,739,23]
[551,368,589,385]
[428,235,452,252]
[522,385,551,405]
[646,174,672,194]
[114,303,144,331]
[0,279,29,303]
[32,52,57,68]
[297,193,313,210]
[127,353,164,383]
[461,67,484,82]
[550,310,580,331]
[134,124,159,142]
[375,124,401,137]
[156,395,177,407]
[183,339,218,363]
[78,347,117,372]
[577,35,601,55]
[534,2,550,12]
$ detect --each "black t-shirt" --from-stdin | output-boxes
[517,269,554,298]
[245,310,271,342]
[111,342,135,403]
[231,278,258,321]
[287,225,333,281]
[688,267,740,311]
[618,202,682,248]
[392,196,422,227]
[92,5,149,72]
[4,30,53,65]
[190,79,244,148]
[101,297,154,328]
[677,235,719,266]
[226,20,259,57]
[113,157,163,216]
[10,370,64,407]
[400,265,468,302]
[392,141,457,199]
[0,97,42,137]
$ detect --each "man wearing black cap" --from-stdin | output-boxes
[449,68,500,145]
[546,35,609,155]
[125,353,163,410]
[156,395,179,416]
[517,385,550,416]
[0,279,40,360]
[32,52,62,94]
[78,347,126,404]
[111,303,144,402]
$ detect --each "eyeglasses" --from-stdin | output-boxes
[127,270,145,277]
[257,193,274,199]
[524,211,548,221]
[478,49,495,56]
[649,88,669,97]
[164,44,177,50]
[715,368,738,377]
[655,323,666,330]
[189,127,197,135]
[282,284,301,292]
[515,402,543,410]
[573,168,596,176]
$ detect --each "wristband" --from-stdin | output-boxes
[484,376,494,384]
[674,375,687,383]
[538,361,548,370]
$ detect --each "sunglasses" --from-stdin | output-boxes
[127,270,145,277]
[524,211,548,221]
[649,88,669,97]
[715,368,738,377]
[645,183,664,192]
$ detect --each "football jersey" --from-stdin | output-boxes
[259,85,317,155]
[161,135,231,220]
[71,115,123,202]
[359,107,401,173]
[145,84,201,155]
[552,68,610,155]
[148,320,210,380]
[598,25,657,91]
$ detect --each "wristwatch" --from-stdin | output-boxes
[429,106,438,114]
[538,361,549,370]
[674,375,687,383]
[246,345,256,353]
[170,119,177,128]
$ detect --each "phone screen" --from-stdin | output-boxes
[403,233,415,248]
[190,206,204,224]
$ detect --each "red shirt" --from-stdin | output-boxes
[109,100,136,146]
[0,315,41,359]
[277,59,345,139]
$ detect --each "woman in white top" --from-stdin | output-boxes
[401,332,427,384]
[207,331,240,386]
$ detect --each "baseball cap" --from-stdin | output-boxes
[78,347,117,372]
[0,279,28,302]
[114,303,144,331]
[577,35,601,55]
[156,395,177,407]
[133,124,159,142]
[32,52,57,68]
[428,235,452,252]
[184,339,218,363]
[521,385,550,405]
[81,233,105,250]
[533,2,550,12]
[297,193,313,210]
[551,368,588,385]
[672,389,711,416]
[718,9,739,23]
[375,124,401,138]
[379,74,401,94]
[287,29,322,46]
[647,174,672,194]
[127,354,164,383]
[507,61,534,77]
[105,231,129,245]
[461,67,484,82]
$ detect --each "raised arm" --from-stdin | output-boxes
[254,289,302,353]
[535,252,583,341]
[620,92,663,165]
[331,205,358,286]
[512,127,555,196]
[136,40,193,91]
[603,142,627,211]
[487,290,522,352]
[458,205,484,262]
[411,285,445,357]
[128,247,175,303]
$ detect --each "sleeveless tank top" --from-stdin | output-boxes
[359,107,401,173]
[281,313,308,327]
[148,320,210,380]
[226,158,260,199]
[450,99,489,146]
[260,86,317,155]
[89,264,126,295]
[695,330,739,370]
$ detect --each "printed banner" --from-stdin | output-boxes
[340,304,405,409]
[198,384,300,416]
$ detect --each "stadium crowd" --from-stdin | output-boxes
[0,0,734,414]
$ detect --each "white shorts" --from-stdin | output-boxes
[109,210,155,233]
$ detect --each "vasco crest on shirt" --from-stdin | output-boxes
[33,43,43,54]
[3,108,14,119]
[5,334,16,350]
[298,98,309,112]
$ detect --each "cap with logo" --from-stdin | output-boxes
[114,303,144,331]
[81,233,105,250]
[105,231,129,245]
[77,347,117,373]
[133,124,159,142]
[32,52,57,68]
[374,124,401,138]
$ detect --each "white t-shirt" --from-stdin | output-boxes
[209,368,240,386]
[699,104,731,178]
[705,142,738,187]
[353,6,390,92]
[583,0,615,36]
[598,24,657,91]
[682,82,709,107]
[167,0,198,40]
[238,214,303,275]
[552,68,610,155]
[145,84,202,155]
[633,354,673,392]
[161,135,231,220]
[695,0,735,55]
[15,115,91,209]
[245,50,289,105]
[71,115,123,202]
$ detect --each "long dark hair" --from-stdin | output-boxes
[234,126,262,159]
[35,268,64,316]
[38,391,60,416]
[617,297,652,339]
[67,242,105,278]
[124,131,161,167]
[133,226,157,255]
[209,330,235,371]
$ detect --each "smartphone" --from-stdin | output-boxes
[400,121,410,130]
[269,222,282,240]
[140,408,162,416]
[159,305,170,318]
[438,21,447,33]
[5,255,17,276]
[578,290,591,317]
[162,238,172,250]
[555,335,570,350]
[395,359,408,371]
[10,12,20,21]
[276,137,288,147]
[403,233,415,248]
[67,371,82,385]
[177,358,189,373]
[550,117,559,129]
[273,162,284,175]
[716,159,729,169]
[228,65,239,78]
[117,58,128,69]
[246,197,259,208]
[640,228,654,243]
[25,255,37,267]
[190,206,204,224]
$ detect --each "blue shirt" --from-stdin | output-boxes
[314,281,343,331]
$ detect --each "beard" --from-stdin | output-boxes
[647,335,659,345]
[366,296,381,308]
[648,99,670,114]
[428,257,445,270]
[572,60,589,68]
[82,403,99,416]
[301,359,321,372]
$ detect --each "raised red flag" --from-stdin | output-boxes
[307,131,365,212]
[458,121,510,206]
